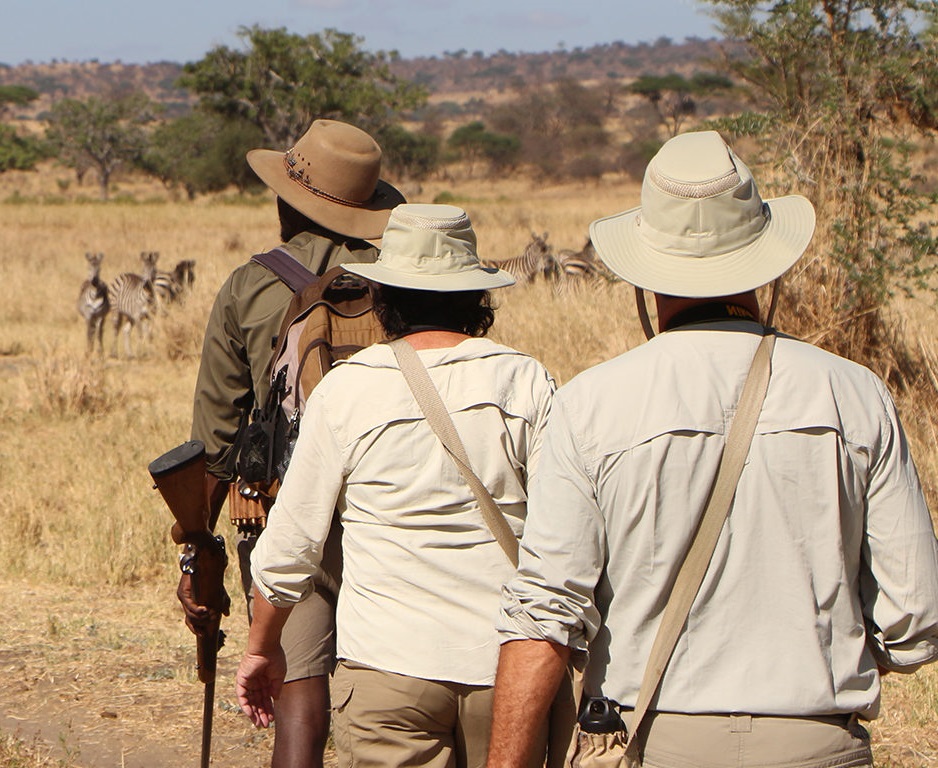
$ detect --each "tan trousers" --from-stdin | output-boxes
[637,712,873,768]
[330,660,546,768]
[237,533,337,681]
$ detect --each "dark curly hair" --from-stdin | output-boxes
[277,196,373,247]
[277,197,319,242]
[371,284,496,339]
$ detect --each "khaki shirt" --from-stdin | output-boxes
[251,339,556,685]
[499,321,938,719]
[191,229,377,477]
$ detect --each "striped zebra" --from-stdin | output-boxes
[557,239,598,277]
[555,238,613,292]
[154,259,196,306]
[110,251,159,358]
[481,232,558,284]
[76,252,110,355]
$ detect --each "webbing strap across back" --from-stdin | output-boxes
[626,330,776,751]
[389,338,520,566]
[251,248,317,293]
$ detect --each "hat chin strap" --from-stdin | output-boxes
[635,286,657,341]
[763,277,781,327]
[634,278,782,341]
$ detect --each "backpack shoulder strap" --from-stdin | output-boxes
[251,247,317,293]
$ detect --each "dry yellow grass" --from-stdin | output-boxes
[0,163,935,765]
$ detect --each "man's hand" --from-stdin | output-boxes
[237,587,294,728]
[176,572,229,636]
[237,645,286,728]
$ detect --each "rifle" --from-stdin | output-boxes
[149,440,229,768]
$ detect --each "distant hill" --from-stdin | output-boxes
[0,38,733,121]
[392,37,728,93]
[0,60,195,120]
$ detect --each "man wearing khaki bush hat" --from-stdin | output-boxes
[182,119,404,768]
[487,131,938,768]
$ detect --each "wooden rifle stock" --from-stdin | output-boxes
[148,440,229,684]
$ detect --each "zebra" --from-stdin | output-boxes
[557,239,599,278]
[76,252,110,355]
[481,231,558,284]
[110,251,159,358]
[555,238,614,292]
[154,258,196,306]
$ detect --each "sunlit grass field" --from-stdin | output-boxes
[0,163,935,765]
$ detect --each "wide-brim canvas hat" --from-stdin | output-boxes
[590,131,816,298]
[247,119,405,241]
[343,204,515,292]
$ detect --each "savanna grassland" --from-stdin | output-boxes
[0,162,936,767]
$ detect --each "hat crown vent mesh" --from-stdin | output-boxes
[649,165,741,199]
[392,209,470,231]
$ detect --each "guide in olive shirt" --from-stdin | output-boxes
[191,227,377,478]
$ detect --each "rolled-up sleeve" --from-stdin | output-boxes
[250,392,346,607]
[861,383,938,670]
[497,395,605,652]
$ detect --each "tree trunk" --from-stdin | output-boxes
[99,168,110,201]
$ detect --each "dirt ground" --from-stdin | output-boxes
[0,578,337,767]
[2,578,936,767]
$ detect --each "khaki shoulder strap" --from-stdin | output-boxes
[389,338,519,566]
[627,330,776,749]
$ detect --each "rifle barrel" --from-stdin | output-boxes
[201,677,214,768]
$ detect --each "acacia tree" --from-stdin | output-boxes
[488,78,609,179]
[45,93,157,200]
[178,26,427,148]
[0,85,39,119]
[0,85,41,172]
[375,124,441,181]
[140,112,264,198]
[701,0,938,382]
[447,121,521,176]
[629,72,733,136]
[0,124,40,172]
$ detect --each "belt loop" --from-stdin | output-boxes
[730,714,752,733]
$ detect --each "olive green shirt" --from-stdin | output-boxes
[191,229,378,478]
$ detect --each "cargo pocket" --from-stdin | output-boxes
[329,669,355,768]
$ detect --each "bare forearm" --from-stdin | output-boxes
[238,587,292,727]
[247,585,292,653]
[487,639,571,768]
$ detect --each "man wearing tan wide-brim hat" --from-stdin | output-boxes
[182,119,404,768]
[487,131,938,768]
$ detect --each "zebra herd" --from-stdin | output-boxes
[76,251,196,357]
[75,235,597,357]
[480,232,613,290]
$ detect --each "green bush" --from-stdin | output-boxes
[0,123,40,172]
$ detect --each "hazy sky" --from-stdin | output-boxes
[1,0,717,66]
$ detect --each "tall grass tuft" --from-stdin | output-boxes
[23,348,126,418]
[152,310,207,362]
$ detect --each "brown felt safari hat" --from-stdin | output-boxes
[247,119,405,240]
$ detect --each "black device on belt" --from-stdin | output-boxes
[578,696,627,735]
